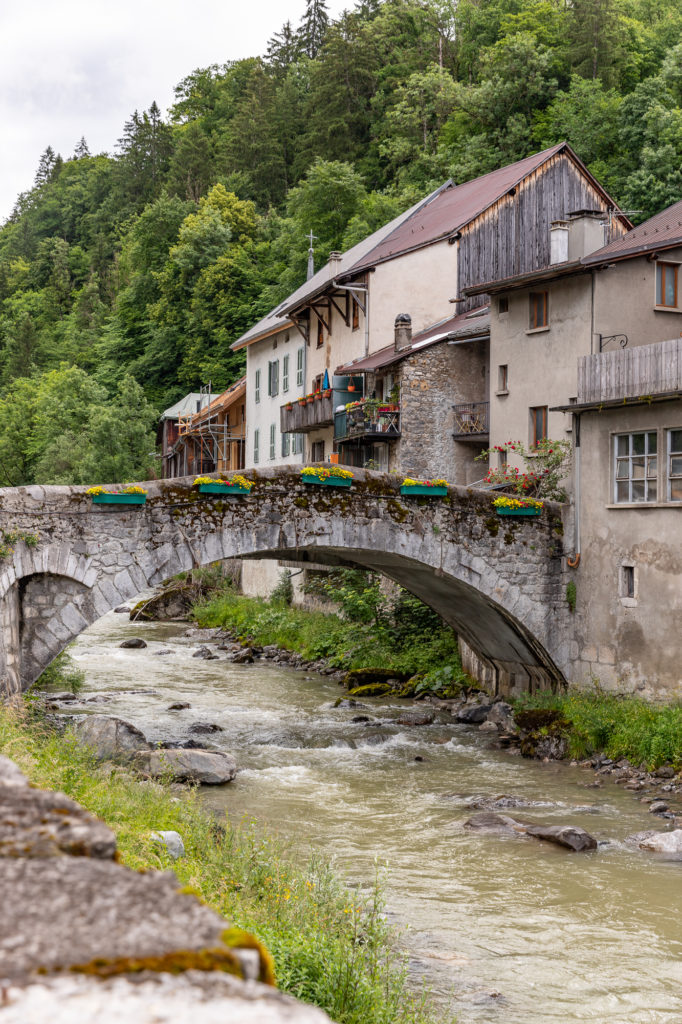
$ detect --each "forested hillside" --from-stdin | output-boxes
[1,0,681,486]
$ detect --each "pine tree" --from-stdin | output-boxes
[298,0,329,59]
[74,136,91,159]
[34,146,57,187]
[266,20,301,73]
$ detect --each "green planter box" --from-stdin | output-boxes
[400,485,447,497]
[198,483,250,495]
[91,493,146,505]
[495,507,541,516]
[302,476,352,488]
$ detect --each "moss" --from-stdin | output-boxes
[386,499,408,523]
[484,517,499,537]
[222,926,276,985]
[348,683,394,697]
[566,580,577,613]
[552,517,564,536]
[504,530,514,545]
[65,946,244,979]
[343,668,410,687]
[514,708,568,732]
[293,497,309,509]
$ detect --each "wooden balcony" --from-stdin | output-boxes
[578,338,682,404]
[452,401,489,440]
[334,402,401,442]
[280,393,334,434]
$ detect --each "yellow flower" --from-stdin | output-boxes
[301,466,353,480]
[402,477,448,487]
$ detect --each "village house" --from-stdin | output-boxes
[158,378,246,479]
[464,200,682,697]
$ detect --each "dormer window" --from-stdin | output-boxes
[656,262,679,309]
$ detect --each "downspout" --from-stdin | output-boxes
[566,412,581,568]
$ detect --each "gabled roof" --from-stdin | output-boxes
[189,377,246,425]
[160,393,203,421]
[347,143,626,275]
[231,181,453,351]
[581,199,682,264]
[335,306,489,375]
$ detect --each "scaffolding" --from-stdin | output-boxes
[174,381,246,476]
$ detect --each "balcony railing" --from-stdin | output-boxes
[452,401,489,439]
[334,401,401,442]
[280,393,334,434]
[578,338,682,404]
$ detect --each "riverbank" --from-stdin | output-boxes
[192,586,682,774]
[0,701,446,1024]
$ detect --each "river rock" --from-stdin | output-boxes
[649,800,669,814]
[168,702,191,711]
[188,722,224,734]
[134,749,237,785]
[150,830,185,859]
[627,829,682,857]
[456,704,493,724]
[45,690,78,702]
[485,701,516,731]
[119,638,147,649]
[479,721,498,732]
[524,824,598,852]
[192,646,218,659]
[113,605,131,613]
[359,732,390,747]
[463,812,524,835]
[396,711,435,727]
[233,648,254,664]
[74,715,151,759]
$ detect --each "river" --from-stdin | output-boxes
[66,609,682,1024]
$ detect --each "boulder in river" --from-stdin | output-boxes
[464,812,524,836]
[134,748,237,785]
[188,722,224,734]
[232,647,254,664]
[74,715,151,760]
[456,704,493,724]
[168,702,191,711]
[627,829,682,857]
[524,824,598,852]
[485,701,516,732]
[119,638,147,649]
[396,711,435,726]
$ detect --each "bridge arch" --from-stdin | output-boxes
[0,470,571,695]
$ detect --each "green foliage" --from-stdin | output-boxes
[0,706,446,1024]
[565,580,577,613]
[476,437,572,500]
[513,688,682,769]
[35,649,85,695]
[271,569,295,606]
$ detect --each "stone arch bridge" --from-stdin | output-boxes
[0,468,572,697]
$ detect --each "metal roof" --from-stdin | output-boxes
[464,259,585,297]
[346,143,625,274]
[581,199,682,265]
[160,393,204,421]
[335,307,489,374]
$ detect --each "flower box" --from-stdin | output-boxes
[496,506,542,516]
[91,493,146,505]
[303,475,352,488]
[400,484,447,497]
[198,483,250,495]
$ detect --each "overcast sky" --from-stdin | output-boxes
[0,0,348,222]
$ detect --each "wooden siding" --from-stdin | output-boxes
[280,394,334,434]
[578,338,682,403]
[457,152,628,311]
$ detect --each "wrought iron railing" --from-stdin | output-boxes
[334,401,401,441]
[452,401,489,437]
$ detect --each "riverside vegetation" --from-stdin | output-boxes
[0,701,446,1024]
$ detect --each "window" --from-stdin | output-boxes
[281,432,291,458]
[311,440,325,462]
[529,291,548,329]
[656,263,678,308]
[621,565,635,599]
[254,369,261,404]
[498,297,509,315]
[668,429,682,501]
[614,432,657,503]
[352,297,360,331]
[530,406,548,446]
[268,360,279,397]
[499,448,508,471]
[269,423,276,460]
[292,433,304,455]
[316,317,324,348]
[314,373,323,392]
[253,428,260,465]
[282,354,289,393]
[296,347,304,387]
[498,364,508,392]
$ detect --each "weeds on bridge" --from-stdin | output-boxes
[0,705,449,1024]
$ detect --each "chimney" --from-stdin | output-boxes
[328,251,342,279]
[567,210,606,259]
[394,313,412,352]
[550,220,569,264]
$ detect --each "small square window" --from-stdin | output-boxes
[498,364,508,391]
[656,263,679,308]
[529,292,548,329]
[498,297,509,315]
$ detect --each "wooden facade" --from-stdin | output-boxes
[457,151,629,311]
[578,338,682,404]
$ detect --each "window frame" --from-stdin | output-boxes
[296,347,304,388]
[267,359,279,398]
[497,364,508,393]
[655,261,679,309]
[613,431,658,504]
[253,427,260,465]
[667,428,682,502]
[281,431,291,458]
[254,369,261,404]
[530,405,548,447]
[282,354,289,393]
[528,291,549,330]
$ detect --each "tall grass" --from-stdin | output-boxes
[0,705,448,1024]
[514,688,682,769]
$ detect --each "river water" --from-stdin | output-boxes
[67,610,682,1024]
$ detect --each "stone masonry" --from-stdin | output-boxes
[0,468,572,696]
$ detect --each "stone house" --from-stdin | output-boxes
[465,200,682,697]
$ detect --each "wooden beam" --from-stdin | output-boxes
[329,293,350,326]
[311,305,332,335]
[291,316,309,343]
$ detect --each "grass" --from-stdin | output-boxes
[0,703,448,1024]
[193,589,467,685]
[514,688,682,769]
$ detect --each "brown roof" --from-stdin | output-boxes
[463,260,585,297]
[187,377,246,425]
[581,199,682,264]
[346,143,623,275]
[335,307,489,374]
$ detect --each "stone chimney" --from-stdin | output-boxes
[550,220,569,264]
[394,313,412,352]
[567,210,606,259]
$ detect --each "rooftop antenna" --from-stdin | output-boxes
[306,230,317,281]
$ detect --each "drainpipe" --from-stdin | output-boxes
[566,412,581,568]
